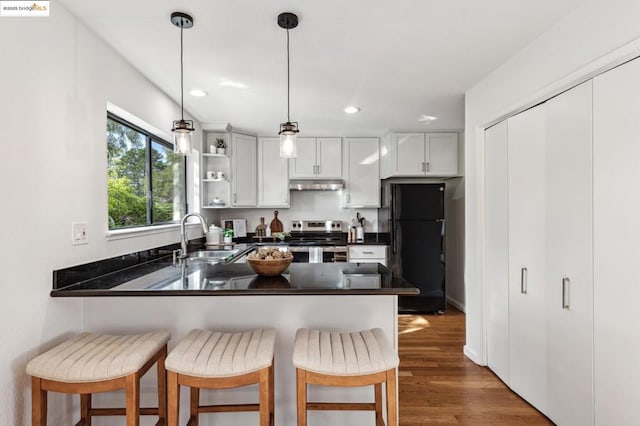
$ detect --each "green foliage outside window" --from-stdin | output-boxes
[107,115,186,229]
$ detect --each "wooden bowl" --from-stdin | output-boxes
[247,257,293,277]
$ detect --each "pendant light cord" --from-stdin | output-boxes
[180,25,185,121]
[287,27,291,123]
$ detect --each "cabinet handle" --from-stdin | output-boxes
[421,162,425,172]
[562,277,570,309]
[346,194,351,204]
[316,164,320,175]
[521,267,527,294]
[363,251,374,254]
[233,193,237,203]
[345,278,351,288]
[425,162,430,172]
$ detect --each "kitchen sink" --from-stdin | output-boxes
[187,249,240,263]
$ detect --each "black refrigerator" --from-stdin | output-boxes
[379,182,446,313]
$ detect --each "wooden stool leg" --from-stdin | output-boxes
[296,368,307,426]
[31,377,47,426]
[157,346,167,425]
[259,368,270,426]
[375,383,383,425]
[125,374,140,426]
[190,387,199,426]
[80,393,92,426]
[167,371,179,426]
[385,369,398,426]
[269,364,275,425]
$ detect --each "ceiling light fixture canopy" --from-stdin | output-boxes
[171,12,195,155]
[278,12,299,158]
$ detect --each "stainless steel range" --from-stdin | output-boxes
[288,220,347,263]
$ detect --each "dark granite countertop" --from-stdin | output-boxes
[52,251,417,297]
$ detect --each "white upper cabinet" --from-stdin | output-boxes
[394,133,426,175]
[343,138,380,208]
[507,104,547,413]
[384,132,458,177]
[427,133,458,175]
[593,56,640,426]
[289,137,342,178]
[258,138,289,207]
[231,132,257,207]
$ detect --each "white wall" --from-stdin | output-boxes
[464,0,640,364]
[214,191,379,233]
[0,5,200,424]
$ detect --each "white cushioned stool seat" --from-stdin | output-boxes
[293,328,399,376]
[26,331,170,383]
[166,329,276,378]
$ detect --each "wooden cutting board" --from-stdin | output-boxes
[270,210,284,233]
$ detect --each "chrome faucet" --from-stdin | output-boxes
[179,212,208,259]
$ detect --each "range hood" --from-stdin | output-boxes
[289,179,344,191]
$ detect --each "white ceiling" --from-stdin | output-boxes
[60,0,585,136]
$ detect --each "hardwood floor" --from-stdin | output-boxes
[398,307,553,425]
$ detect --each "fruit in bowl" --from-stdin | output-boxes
[247,247,293,276]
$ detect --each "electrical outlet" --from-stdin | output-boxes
[72,222,88,245]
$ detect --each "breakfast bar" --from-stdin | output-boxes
[51,248,417,426]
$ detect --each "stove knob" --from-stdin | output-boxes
[331,223,335,228]
[336,223,341,228]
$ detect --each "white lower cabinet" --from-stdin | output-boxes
[347,245,387,266]
[507,104,547,413]
[593,56,640,426]
[545,81,593,426]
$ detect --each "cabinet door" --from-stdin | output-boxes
[316,137,342,178]
[231,133,257,207]
[593,57,640,426]
[484,120,509,385]
[289,137,317,178]
[507,105,547,413]
[258,137,289,207]
[426,133,458,175]
[545,81,593,426]
[394,133,425,175]
[344,138,379,207]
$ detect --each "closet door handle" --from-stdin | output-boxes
[562,277,570,309]
[521,267,528,294]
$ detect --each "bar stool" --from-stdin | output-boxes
[293,328,399,426]
[26,330,170,426]
[165,329,276,426]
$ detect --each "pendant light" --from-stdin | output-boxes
[278,12,299,158]
[170,12,195,155]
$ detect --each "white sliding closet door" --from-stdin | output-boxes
[545,81,594,426]
[507,105,547,412]
[485,120,510,385]
[593,57,640,426]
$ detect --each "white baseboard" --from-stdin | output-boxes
[463,345,484,365]
[446,296,465,313]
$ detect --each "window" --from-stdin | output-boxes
[107,113,186,229]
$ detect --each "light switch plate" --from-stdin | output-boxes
[72,222,88,245]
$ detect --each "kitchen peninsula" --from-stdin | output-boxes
[52,246,416,425]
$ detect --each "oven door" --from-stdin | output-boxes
[289,246,347,263]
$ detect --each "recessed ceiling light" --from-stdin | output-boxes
[220,80,248,89]
[417,115,438,122]
[344,106,361,114]
[189,89,207,97]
